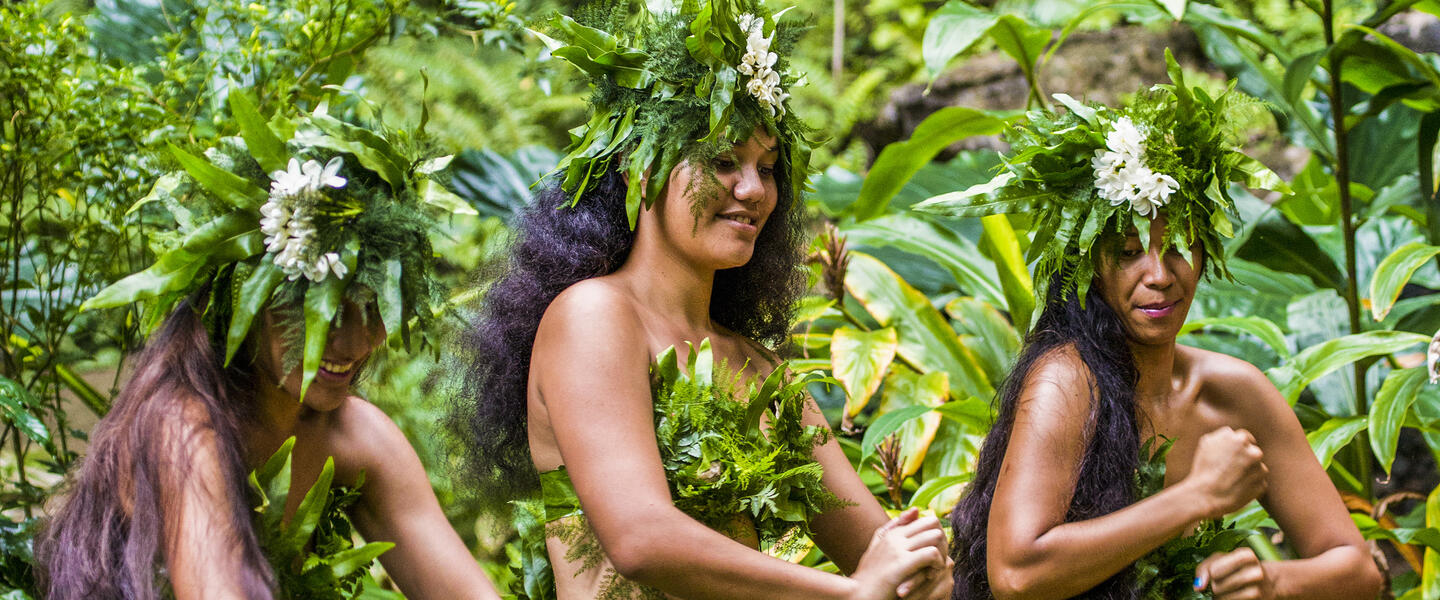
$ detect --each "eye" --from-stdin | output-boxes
[759,164,776,177]
[1120,242,1143,258]
[713,156,737,171]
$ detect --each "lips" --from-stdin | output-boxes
[717,211,760,233]
[317,358,359,382]
[1136,299,1181,319]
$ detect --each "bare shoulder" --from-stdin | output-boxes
[1016,344,1096,423]
[534,277,648,366]
[1181,345,1291,425]
[320,396,416,482]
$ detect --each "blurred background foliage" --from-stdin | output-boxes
[3,0,1440,597]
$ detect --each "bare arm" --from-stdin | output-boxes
[340,401,501,600]
[985,348,1267,600]
[164,422,259,600]
[1194,360,1380,600]
[533,285,940,600]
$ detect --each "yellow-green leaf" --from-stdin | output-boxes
[831,326,898,417]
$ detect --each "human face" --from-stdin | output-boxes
[1094,214,1202,347]
[254,298,385,411]
[649,130,780,270]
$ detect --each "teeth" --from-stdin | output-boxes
[723,215,753,225]
[319,359,355,373]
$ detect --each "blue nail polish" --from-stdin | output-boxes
[1193,577,1203,590]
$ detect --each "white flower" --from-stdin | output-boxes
[736,12,787,118]
[261,156,350,283]
[1108,117,1147,156]
[737,13,763,37]
[1092,116,1176,217]
[269,158,311,197]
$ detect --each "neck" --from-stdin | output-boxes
[619,227,716,332]
[1129,339,1177,407]
[244,373,307,464]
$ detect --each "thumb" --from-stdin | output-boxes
[1193,563,1209,592]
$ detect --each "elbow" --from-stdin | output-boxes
[988,565,1041,600]
[603,528,665,582]
[1354,553,1383,599]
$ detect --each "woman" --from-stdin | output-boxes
[454,3,950,598]
[917,59,1382,600]
[36,101,500,600]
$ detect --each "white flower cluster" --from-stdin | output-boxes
[736,13,788,117]
[260,157,349,283]
[1090,117,1178,216]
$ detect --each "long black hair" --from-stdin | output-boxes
[449,154,807,504]
[36,291,275,600]
[949,269,1142,600]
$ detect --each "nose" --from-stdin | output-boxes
[732,166,765,206]
[1139,246,1175,289]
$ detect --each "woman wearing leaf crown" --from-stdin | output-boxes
[452,2,950,599]
[34,97,500,600]
[919,55,1381,600]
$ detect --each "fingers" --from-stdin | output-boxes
[875,507,918,539]
[897,566,945,599]
[1196,548,1262,596]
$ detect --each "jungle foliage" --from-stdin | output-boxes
[3,0,1440,598]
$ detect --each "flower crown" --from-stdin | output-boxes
[914,51,1289,304]
[535,0,815,227]
[83,90,474,398]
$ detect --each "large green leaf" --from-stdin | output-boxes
[166,143,267,209]
[1426,484,1440,600]
[1235,210,1347,292]
[878,368,950,478]
[226,86,287,173]
[908,473,972,512]
[305,115,409,190]
[979,214,1035,331]
[300,274,346,400]
[82,213,262,310]
[286,457,335,552]
[1269,331,1430,404]
[912,172,1052,218]
[226,261,284,365]
[1370,366,1430,475]
[845,252,993,400]
[1180,316,1291,359]
[922,1,999,79]
[841,215,1005,308]
[1370,243,1440,321]
[988,14,1050,84]
[0,376,53,454]
[852,108,1005,220]
[1306,416,1367,469]
[328,542,395,579]
[830,326,899,418]
[946,297,1020,384]
[860,404,933,463]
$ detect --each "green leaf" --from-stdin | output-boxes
[166,143,267,209]
[845,252,994,401]
[830,327,899,417]
[1180,316,1291,358]
[1306,416,1367,469]
[127,172,184,216]
[988,14,1050,81]
[1283,50,1326,106]
[306,115,409,190]
[376,259,404,345]
[286,457,335,551]
[0,376,53,454]
[1370,242,1440,321]
[226,261,284,365]
[933,396,992,430]
[82,213,262,310]
[913,172,1051,218]
[979,214,1035,332]
[1270,331,1429,404]
[249,437,296,533]
[853,107,1005,220]
[418,178,479,215]
[945,296,1021,384]
[860,404,932,462]
[1235,210,1347,292]
[909,473,972,512]
[1426,483,1440,600]
[878,368,950,478]
[328,541,394,579]
[922,1,999,79]
[227,86,287,173]
[1371,366,1430,475]
[1154,0,1187,19]
[841,215,1007,310]
[300,274,346,400]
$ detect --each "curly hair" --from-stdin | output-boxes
[449,152,807,505]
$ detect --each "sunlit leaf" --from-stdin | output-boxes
[1371,366,1430,475]
[831,327,899,417]
[1370,242,1440,321]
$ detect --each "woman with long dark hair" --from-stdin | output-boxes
[919,63,1381,600]
[453,3,949,598]
[35,104,500,600]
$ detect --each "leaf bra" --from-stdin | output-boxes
[523,339,845,599]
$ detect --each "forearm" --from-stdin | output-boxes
[1267,545,1380,600]
[991,481,1208,600]
[607,507,858,600]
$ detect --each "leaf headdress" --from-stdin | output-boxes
[914,51,1289,304]
[537,0,816,227]
[83,90,474,398]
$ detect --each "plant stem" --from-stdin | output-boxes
[832,0,844,93]
[1323,0,1371,497]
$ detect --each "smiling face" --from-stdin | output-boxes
[254,298,385,411]
[645,130,781,271]
[1094,214,1203,347]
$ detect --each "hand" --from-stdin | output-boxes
[1195,547,1276,600]
[1184,427,1268,519]
[894,512,954,600]
[849,508,947,600]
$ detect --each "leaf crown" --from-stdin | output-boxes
[537,0,817,227]
[83,90,474,398]
[914,50,1290,304]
